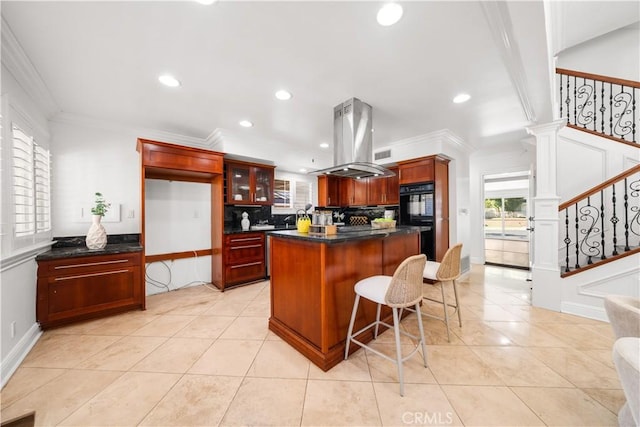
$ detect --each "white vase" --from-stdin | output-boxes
[86,215,107,249]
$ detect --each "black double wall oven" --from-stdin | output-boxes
[399,182,436,260]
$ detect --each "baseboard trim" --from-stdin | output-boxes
[561,301,608,322]
[1,322,42,389]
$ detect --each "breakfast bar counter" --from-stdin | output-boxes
[268,227,421,370]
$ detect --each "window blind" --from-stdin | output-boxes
[12,124,35,236]
[11,123,51,236]
[34,144,51,232]
[293,181,312,210]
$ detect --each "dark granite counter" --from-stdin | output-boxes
[268,225,423,243]
[36,234,142,261]
[224,225,293,234]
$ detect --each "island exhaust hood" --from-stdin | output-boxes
[311,98,394,179]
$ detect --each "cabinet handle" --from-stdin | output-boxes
[230,261,262,269]
[54,269,130,281]
[230,237,262,243]
[231,244,262,249]
[54,259,129,270]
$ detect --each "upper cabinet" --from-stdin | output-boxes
[225,160,275,205]
[317,175,341,207]
[318,167,399,208]
[397,157,434,185]
[367,167,399,205]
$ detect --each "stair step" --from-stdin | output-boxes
[560,245,640,278]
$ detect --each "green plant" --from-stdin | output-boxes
[91,192,111,216]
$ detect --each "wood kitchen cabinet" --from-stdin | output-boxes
[340,177,368,206]
[225,161,275,205]
[329,167,399,207]
[317,175,341,207]
[398,157,435,184]
[367,167,399,205]
[36,251,144,329]
[223,232,266,288]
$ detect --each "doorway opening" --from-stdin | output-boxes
[484,172,531,270]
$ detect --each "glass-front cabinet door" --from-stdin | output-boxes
[253,166,273,204]
[228,163,251,203]
[226,161,275,205]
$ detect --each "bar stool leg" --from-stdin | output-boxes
[453,279,462,327]
[345,295,360,360]
[374,303,382,339]
[441,281,451,342]
[392,307,405,396]
[415,302,428,367]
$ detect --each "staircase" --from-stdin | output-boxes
[555,68,640,278]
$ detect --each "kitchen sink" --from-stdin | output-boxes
[250,224,275,230]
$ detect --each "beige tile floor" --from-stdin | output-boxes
[1,265,624,426]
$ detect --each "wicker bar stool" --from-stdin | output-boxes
[422,243,463,342]
[344,254,427,396]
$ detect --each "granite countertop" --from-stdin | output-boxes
[268,225,423,243]
[36,234,142,261]
[36,243,143,261]
[224,225,294,234]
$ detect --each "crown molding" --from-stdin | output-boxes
[1,17,60,118]
[377,128,473,154]
[51,112,217,149]
[481,1,537,123]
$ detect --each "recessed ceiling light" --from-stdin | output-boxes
[195,0,216,4]
[299,168,307,173]
[275,90,292,100]
[377,3,403,26]
[239,120,253,128]
[158,74,181,87]
[320,143,329,149]
[453,93,471,104]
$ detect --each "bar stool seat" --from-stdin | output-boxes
[422,243,463,342]
[345,254,427,396]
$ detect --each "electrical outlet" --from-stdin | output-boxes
[127,210,135,219]
[10,321,16,339]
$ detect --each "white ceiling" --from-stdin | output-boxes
[1,1,631,173]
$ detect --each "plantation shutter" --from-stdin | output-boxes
[12,123,35,236]
[34,143,51,232]
[293,181,312,210]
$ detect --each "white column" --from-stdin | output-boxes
[527,119,566,311]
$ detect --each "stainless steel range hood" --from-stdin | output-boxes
[312,98,394,179]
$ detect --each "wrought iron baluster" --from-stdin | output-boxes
[559,74,563,119]
[564,209,570,272]
[611,183,619,256]
[610,82,614,138]
[593,78,597,132]
[633,86,637,143]
[600,190,606,260]
[573,76,577,126]
[600,81,605,134]
[567,74,571,124]
[624,177,630,251]
[574,203,580,269]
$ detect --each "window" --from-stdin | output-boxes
[12,123,51,237]
[274,178,312,210]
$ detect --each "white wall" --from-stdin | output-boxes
[556,23,640,81]
[50,120,141,237]
[0,65,50,387]
[144,179,212,295]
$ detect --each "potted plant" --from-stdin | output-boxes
[86,192,110,249]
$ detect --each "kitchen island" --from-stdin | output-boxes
[268,226,421,371]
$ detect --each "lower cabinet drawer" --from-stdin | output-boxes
[225,261,265,284]
[47,268,139,317]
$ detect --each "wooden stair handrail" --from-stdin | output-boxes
[559,164,640,211]
[556,68,640,89]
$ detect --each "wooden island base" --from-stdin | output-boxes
[268,228,420,371]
